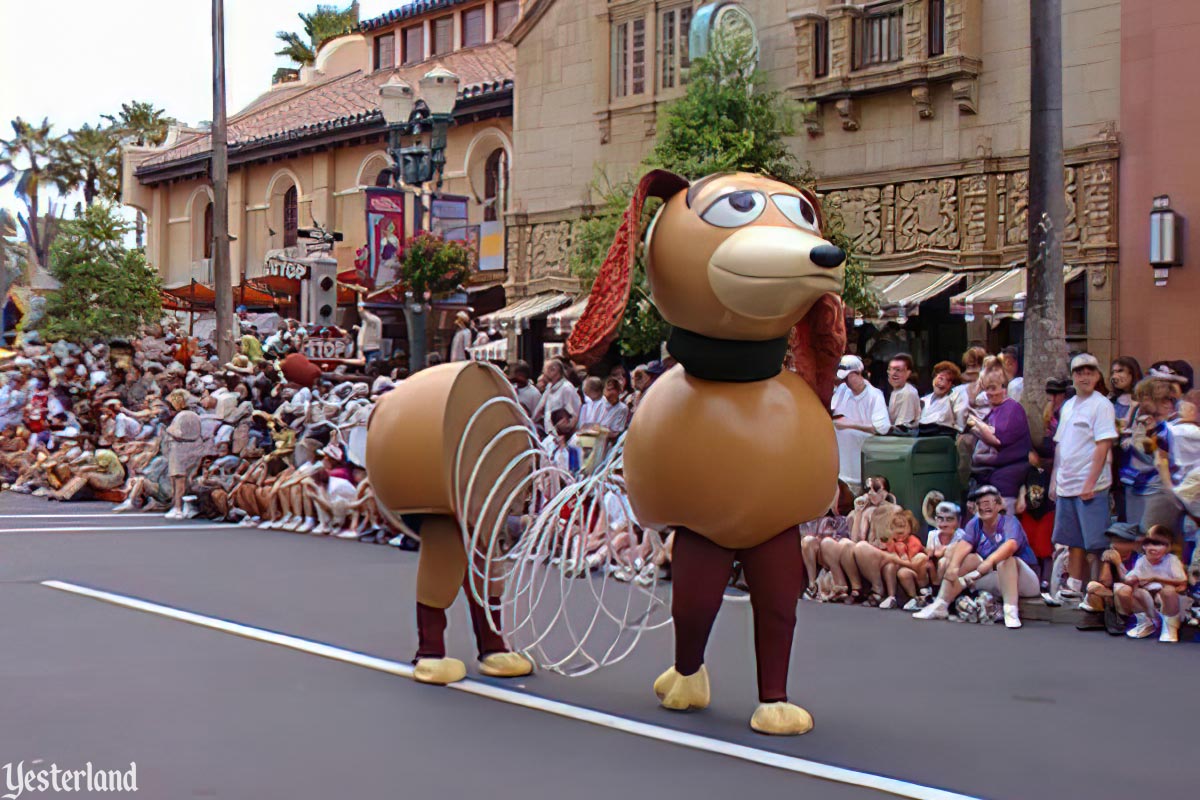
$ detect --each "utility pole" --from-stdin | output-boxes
[1022,0,1069,445]
[211,0,235,362]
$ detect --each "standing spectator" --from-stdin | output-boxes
[508,360,541,418]
[913,485,1040,628]
[886,354,921,430]
[831,355,889,493]
[1049,353,1119,604]
[1000,346,1023,403]
[1110,356,1143,521]
[449,311,474,362]
[1120,378,1183,536]
[532,358,582,435]
[918,361,963,433]
[596,378,630,435]
[953,345,989,414]
[967,357,1032,515]
[356,293,383,366]
[577,376,606,429]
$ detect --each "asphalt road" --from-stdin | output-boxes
[2,494,1194,800]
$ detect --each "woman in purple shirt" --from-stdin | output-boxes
[967,358,1032,515]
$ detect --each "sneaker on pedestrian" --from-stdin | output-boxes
[879,596,898,610]
[295,517,317,533]
[164,507,182,520]
[1041,591,1061,607]
[902,597,924,612]
[112,499,136,513]
[336,528,360,539]
[1003,604,1022,629]
[1126,614,1157,639]
[913,599,949,620]
[1159,613,1181,643]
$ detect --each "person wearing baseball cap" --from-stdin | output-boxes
[830,354,889,493]
[914,484,1040,627]
[1047,352,1120,605]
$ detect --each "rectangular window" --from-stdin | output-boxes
[1065,272,1088,338]
[631,18,646,94]
[928,0,945,56]
[853,2,904,70]
[403,25,424,64]
[613,21,629,98]
[373,33,395,71]
[659,6,693,90]
[462,6,485,47]
[612,17,648,99]
[814,18,829,78]
[495,0,519,37]
[432,15,454,55]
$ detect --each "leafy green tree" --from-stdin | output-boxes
[399,232,471,298]
[570,26,874,357]
[39,203,161,343]
[54,123,122,208]
[103,101,175,248]
[276,2,361,67]
[0,117,73,266]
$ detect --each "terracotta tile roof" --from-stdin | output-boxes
[137,41,514,172]
[360,0,476,31]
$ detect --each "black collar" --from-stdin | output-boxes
[666,327,788,383]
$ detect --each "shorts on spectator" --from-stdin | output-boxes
[1126,490,1184,539]
[1052,491,1111,552]
[975,558,1041,597]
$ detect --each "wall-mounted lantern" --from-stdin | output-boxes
[1150,195,1184,287]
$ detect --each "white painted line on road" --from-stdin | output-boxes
[42,579,981,800]
[5,524,228,534]
[0,513,166,519]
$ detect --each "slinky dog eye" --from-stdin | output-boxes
[772,194,819,232]
[701,190,766,228]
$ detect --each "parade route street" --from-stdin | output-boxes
[2,495,1193,800]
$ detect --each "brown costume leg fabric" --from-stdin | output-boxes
[738,528,806,703]
[415,603,449,661]
[464,582,508,659]
[413,515,468,662]
[670,527,736,676]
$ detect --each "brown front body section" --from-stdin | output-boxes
[622,366,837,550]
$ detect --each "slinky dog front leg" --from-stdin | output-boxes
[413,515,469,684]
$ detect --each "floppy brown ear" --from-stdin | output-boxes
[789,292,846,410]
[567,169,689,366]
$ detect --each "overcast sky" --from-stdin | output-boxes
[0,0,409,218]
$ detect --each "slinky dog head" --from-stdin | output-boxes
[646,172,845,340]
[568,169,848,403]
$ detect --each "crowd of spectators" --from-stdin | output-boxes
[3,316,1197,641]
[816,345,1199,640]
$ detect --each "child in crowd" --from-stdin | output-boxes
[1017,450,1056,590]
[1112,525,1189,642]
[874,510,928,609]
[921,498,964,607]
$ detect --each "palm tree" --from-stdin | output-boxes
[275,2,360,67]
[0,117,70,266]
[55,123,122,208]
[104,101,175,248]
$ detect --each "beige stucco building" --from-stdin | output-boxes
[508,0,1122,370]
[123,0,520,326]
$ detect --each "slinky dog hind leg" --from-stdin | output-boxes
[463,574,533,678]
[655,528,733,711]
[739,529,814,735]
[413,515,469,685]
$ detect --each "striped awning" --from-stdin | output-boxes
[469,338,508,361]
[867,270,964,320]
[480,292,571,330]
[950,265,1086,318]
[547,297,589,334]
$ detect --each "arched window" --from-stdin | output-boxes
[283,186,299,247]
[203,202,214,259]
[375,168,393,187]
[484,149,506,222]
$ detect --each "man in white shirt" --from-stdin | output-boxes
[508,360,541,418]
[532,359,581,435]
[886,353,921,430]
[1049,353,1119,604]
[830,355,890,492]
[356,295,383,364]
[449,311,473,362]
[577,376,606,429]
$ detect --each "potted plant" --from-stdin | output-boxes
[399,232,472,371]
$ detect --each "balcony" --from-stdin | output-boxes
[790,0,981,134]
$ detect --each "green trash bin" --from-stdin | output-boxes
[860,436,960,515]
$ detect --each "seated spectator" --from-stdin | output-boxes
[577,376,606,429]
[831,355,889,493]
[1121,377,1184,536]
[1017,450,1056,591]
[508,360,541,418]
[541,408,582,475]
[968,356,1032,515]
[852,509,928,609]
[922,498,965,603]
[919,361,963,434]
[1001,345,1023,403]
[886,354,921,430]
[826,476,900,603]
[913,485,1040,628]
[1112,525,1188,642]
[800,514,849,600]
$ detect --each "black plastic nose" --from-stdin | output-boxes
[810,244,846,269]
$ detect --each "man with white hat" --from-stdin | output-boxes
[1048,352,1119,605]
[830,354,890,493]
[449,310,473,362]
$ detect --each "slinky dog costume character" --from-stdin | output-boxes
[568,171,847,735]
[366,362,534,684]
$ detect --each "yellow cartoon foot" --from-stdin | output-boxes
[653,665,710,711]
[479,652,534,678]
[413,657,467,685]
[750,702,814,736]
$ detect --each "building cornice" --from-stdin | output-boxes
[508,0,555,46]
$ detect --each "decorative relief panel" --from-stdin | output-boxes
[823,187,884,255]
[1005,170,1029,246]
[1079,162,1115,246]
[960,174,989,252]
[895,179,959,250]
[530,221,574,277]
[1063,167,1079,243]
